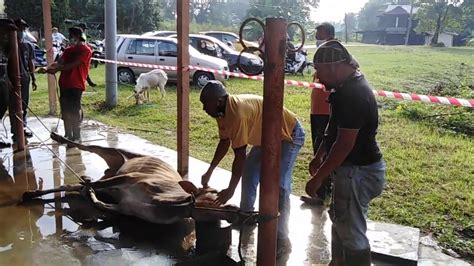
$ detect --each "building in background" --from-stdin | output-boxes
[424,32,457,47]
[356,5,425,45]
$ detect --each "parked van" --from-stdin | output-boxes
[116,35,229,88]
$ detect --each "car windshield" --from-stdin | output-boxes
[209,38,234,54]
[167,35,213,57]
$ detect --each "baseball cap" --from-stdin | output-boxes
[68,27,87,41]
[14,18,29,28]
[313,40,359,68]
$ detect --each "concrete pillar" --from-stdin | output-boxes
[105,0,117,107]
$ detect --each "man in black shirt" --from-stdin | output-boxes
[0,19,17,148]
[305,40,385,266]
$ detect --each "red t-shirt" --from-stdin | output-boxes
[58,44,92,91]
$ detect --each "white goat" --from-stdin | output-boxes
[133,69,168,105]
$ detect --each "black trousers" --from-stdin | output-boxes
[310,114,331,200]
[60,88,83,140]
[1,75,30,137]
[10,75,30,132]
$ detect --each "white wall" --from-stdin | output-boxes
[425,32,454,47]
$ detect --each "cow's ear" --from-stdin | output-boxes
[179,181,198,194]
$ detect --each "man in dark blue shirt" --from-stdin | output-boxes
[305,40,385,266]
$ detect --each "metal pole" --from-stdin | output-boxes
[42,0,56,115]
[105,0,118,107]
[344,13,348,44]
[257,17,287,266]
[8,30,25,151]
[177,0,190,179]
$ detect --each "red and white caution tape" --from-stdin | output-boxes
[374,90,474,108]
[95,58,325,89]
[94,58,473,108]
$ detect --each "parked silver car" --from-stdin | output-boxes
[141,31,177,37]
[116,35,229,87]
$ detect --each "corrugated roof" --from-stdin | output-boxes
[385,5,419,14]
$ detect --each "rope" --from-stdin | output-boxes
[12,112,86,183]
[238,214,259,264]
[3,73,86,184]
[0,116,10,145]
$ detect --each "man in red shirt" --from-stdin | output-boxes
[47,27,92,141]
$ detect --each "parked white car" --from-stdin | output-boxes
[116,35,229,88]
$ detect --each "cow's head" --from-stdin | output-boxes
[179,181,241,223]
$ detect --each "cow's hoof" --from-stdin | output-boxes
[22,191,41,201]
[80,186,94,200]
[51,132,68,144]
[80,176,92,184]
[300,195,324,206]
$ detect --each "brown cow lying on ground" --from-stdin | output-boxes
[22,133,254,225]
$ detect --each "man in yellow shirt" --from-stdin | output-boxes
[200,80,305,257]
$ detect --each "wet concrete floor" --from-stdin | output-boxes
[0,117,469,265]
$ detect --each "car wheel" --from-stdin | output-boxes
[193,71,214,88]
[117,68,135,84]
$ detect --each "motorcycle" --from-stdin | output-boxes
[284,49,313,76]
[33,44,47,67]
[88,39,104,68]
[52,41,65,62]
[51,39,103,69]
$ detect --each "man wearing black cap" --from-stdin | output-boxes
[13,18,36,140]
[46,27,92,142]
[305,40,385,265]
[0,19,17,147]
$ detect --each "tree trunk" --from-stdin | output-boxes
[405,0,414,45]
[129,2,136,33]
[431,10,443,44]
[431,3,449,45]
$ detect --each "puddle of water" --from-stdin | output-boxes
[0,118,335,265]
[0,146,198,265]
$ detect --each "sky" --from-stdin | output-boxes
[310,0,370,23]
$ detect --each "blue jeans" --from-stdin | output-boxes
[240,120,305,239]
[329,160,386,251]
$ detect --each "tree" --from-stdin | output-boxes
[344,12,358,42]
[244,0,319,40]
[52,0,72,30]
[5,0,44,31]
[357,0,390,31]
[416,0,463,45]
[459,0,474,43]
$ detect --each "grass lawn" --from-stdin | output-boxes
[29,45,473,258]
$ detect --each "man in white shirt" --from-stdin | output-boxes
[52,27,66,44]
